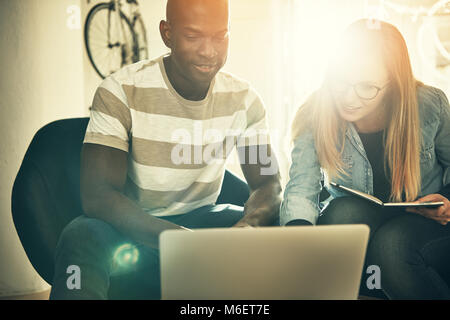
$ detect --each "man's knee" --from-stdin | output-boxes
[182,204,245,228]
[214,204,246,226]
[55,215,123,259]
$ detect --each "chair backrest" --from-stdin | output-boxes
[11,117,250,285]
[11,118,90,283]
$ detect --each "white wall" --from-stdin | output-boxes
[0,0,85,296]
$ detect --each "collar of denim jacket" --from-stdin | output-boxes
[345,123,368,160]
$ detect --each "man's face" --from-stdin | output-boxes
[166,0,230,85]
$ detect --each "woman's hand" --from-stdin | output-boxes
[405,194,450,225]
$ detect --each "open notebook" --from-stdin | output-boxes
[330,182,444,208]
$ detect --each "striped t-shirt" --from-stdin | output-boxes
[84,55,270,217]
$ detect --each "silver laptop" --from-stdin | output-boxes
[160,225,369,300]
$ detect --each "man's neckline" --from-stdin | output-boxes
[158,54,215,107]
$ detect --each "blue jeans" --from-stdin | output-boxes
[317,196,450,299]
[49,204,245,300]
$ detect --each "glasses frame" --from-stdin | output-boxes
[333,80,391,101]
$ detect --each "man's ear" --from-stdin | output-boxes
[160,20,172,48]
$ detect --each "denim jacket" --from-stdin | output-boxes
[280,85,450,226]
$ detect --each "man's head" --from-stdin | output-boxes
[160,0,230,87]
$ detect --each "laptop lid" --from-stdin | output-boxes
[160,225,369,300]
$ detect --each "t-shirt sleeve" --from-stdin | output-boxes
[236,87,271,147]
[83,76,132,152]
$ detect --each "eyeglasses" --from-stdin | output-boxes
[332,80,390,100]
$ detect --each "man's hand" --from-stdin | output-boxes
[233,221,254,228]
[234,144,282,227]
[405,194,450,225]
[231,176,282,228]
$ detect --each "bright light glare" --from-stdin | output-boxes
[113,243,139,268]
[289,1,364,89]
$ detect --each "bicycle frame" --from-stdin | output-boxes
[127,0,143,27]
[84,0,148,78]
[124,0,146,62]
[117,0,132,66]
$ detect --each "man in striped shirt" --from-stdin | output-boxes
[50,0,281,299]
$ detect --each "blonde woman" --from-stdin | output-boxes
[280,19,450,299]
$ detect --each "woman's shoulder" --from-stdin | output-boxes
[291,93,316,142]
[417,84,449,124]
[292,127,314,146]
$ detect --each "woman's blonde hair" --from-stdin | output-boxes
[292,19,422,202]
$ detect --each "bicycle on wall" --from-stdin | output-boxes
[84,0,149,79]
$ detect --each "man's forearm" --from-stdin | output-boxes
[238,180,282,226]
[83,188,186,249]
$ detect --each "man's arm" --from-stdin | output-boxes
[234,144,282,227]
[80,143,188,249]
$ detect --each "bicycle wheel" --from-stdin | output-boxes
[131,14,149,60]
[84,2,137,79]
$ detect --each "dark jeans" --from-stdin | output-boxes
[49,204,245,300]
[317,196,450,299]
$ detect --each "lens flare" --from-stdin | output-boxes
[113,243,139,268]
